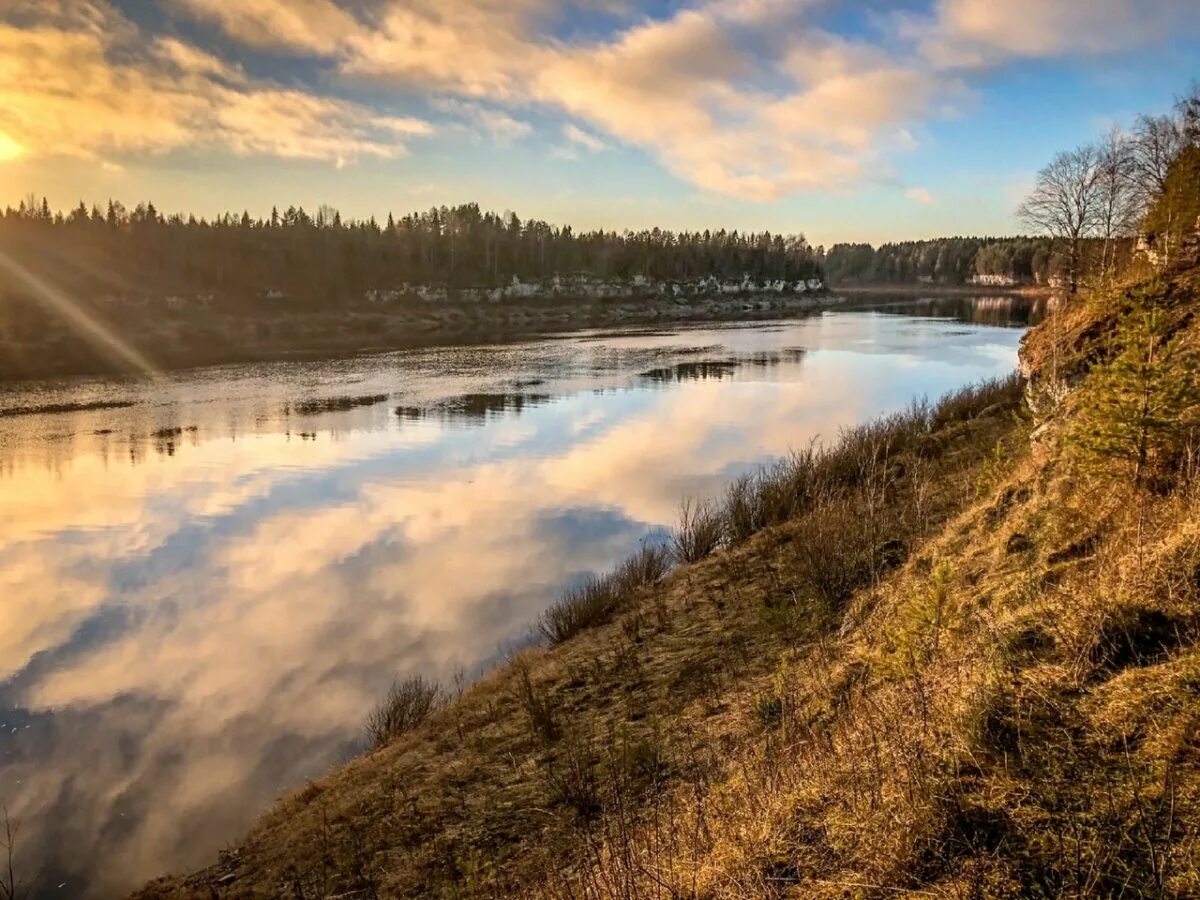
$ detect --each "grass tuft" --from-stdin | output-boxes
[671,498,725,563]
[364,675,444,751]
[538,544,670,645]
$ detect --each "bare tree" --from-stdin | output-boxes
[1179,81,1200,146]
[1129,88,1200,266]
[1,807,25,900]
[1130,113,1185,206]
[1094,128,1141,281]
[1017,144,1103,294]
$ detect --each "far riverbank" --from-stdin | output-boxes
[0,292,841,385]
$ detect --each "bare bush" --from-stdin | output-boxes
[721,378,1019,549]
[725,448,825,545]
[538,544,669,644]
[1,806,23,900]
[515,657,559,743]
[792,499,878,611]
[816,406,922,491]
[539,735,602,821]
[930,373,1022,431]
[617,542,671,587]
[671,499,724,563]
[365,675,444,750]
[723,474,760,545]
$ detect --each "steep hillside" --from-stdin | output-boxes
[138,262,1200,898]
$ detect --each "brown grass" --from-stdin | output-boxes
[134,262,1200,900]
[364,676,444,751]
[136,369,1030,899]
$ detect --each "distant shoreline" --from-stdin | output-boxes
[0,292,845,385]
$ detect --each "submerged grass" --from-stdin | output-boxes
[291,394,389,416]
[0,399,135,418]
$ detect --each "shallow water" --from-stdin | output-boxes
[0,297,1036,895]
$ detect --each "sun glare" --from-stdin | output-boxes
[0,249,159,378]
[0,131,25,161]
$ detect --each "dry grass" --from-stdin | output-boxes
[133,263,1200,900]
[538,545,670,644]
[364,675,445,750]
[136,369,1029,900]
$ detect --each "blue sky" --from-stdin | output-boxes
[0,0,1196,245]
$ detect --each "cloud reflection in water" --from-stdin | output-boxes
[0,306,1027,895]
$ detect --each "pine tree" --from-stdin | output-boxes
[1069,305,1200,488]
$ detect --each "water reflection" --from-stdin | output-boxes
[0,302,1028,896]
[843,293,1052,328]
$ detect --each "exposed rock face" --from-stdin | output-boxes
[363,274,825,306]
[971,273,1019,287]
[1019,348,1074,424]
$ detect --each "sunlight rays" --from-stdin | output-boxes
[0,131,23,161]
[0,247,159,378]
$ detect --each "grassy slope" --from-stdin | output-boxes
[138,264,1200,898]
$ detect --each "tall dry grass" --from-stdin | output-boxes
[364,675,445,750]
[539,545,670,645]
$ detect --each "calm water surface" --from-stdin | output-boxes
[0,298,1036,895]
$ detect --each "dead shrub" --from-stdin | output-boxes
[515,657,560,743]
[724,449,825,544]
[539,735,602,821]
[791,499,879,611]
[538,544,670,644]
[671,498,724,563]
[930,372,1022,431]
[365,675,444,750]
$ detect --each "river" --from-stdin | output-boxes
[0,296,1039,896]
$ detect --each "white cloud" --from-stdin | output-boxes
[524,6,951,200]
[0,2,431,166]
[158,0,940,199]
[171,0,361,55]
[905,186,937,205]
[913,0,1200,68]
[432,98,532,145]
[564,124,610,153]
[6,0,1194,200]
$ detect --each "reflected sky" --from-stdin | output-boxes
[0,301,1030,896]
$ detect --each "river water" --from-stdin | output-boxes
[0,297,1037,896]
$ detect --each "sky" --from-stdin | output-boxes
[0,0,1196,246]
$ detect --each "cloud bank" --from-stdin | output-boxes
[2,0,1195,200]
[0,0,430,167]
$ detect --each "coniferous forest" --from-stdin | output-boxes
[1,197,1126,309]
[0,200,823,305]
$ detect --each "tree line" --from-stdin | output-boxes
[825,84,1199,291]
[0,200,823,306]
[1017,83,1199,292]
[823,236,1059,286]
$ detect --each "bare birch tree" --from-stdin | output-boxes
[1130,113,1184,201]
[1179,81,1200,146]
[1094,128,1141,281]
[1017,144,1103,294]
